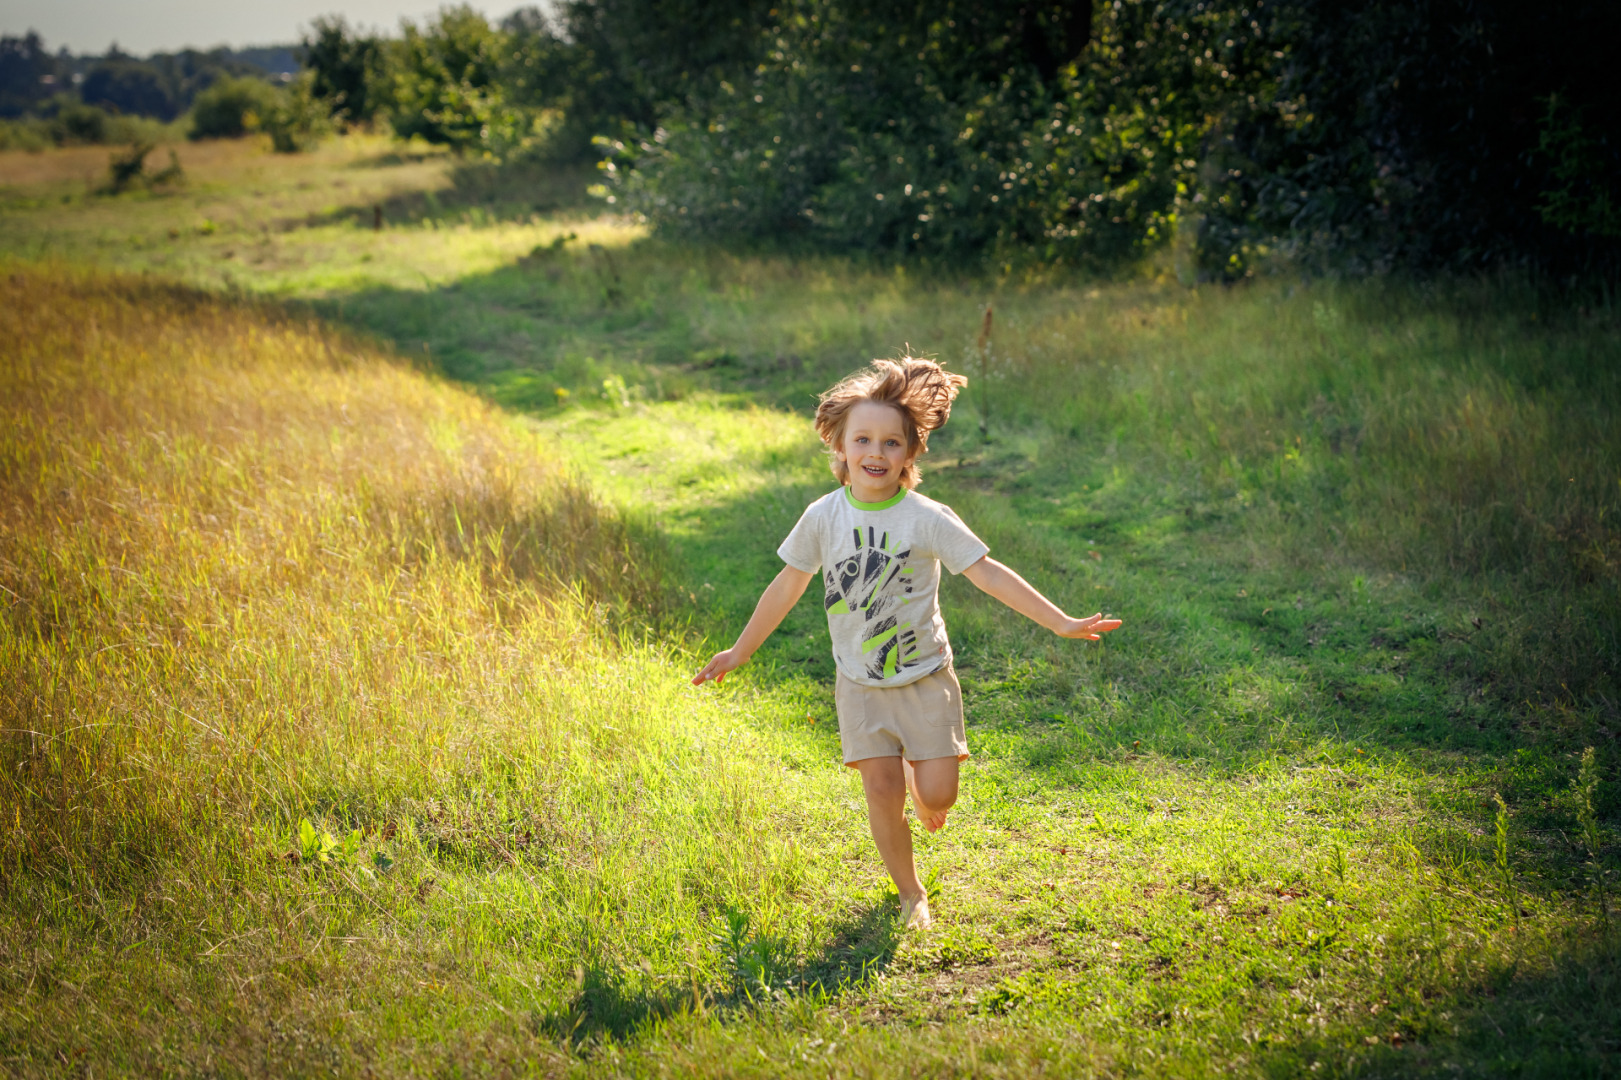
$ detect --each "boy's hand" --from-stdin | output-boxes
[692,649,746,685]
[1058,613,1122,640]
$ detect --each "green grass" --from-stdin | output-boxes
[1,138,1617,1078]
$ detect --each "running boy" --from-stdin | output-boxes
[692,357,1121,928]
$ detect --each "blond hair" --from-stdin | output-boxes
[814,356,968,489]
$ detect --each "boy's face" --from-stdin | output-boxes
[836,401,915,497]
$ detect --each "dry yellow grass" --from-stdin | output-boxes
[0,134,442,196]
[0,259,678,868]
[0,264,855,1074]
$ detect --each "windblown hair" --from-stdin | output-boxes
[814,356,968,489]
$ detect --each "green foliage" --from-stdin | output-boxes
[1492,792,1514,903]
[189,75,280,140]
[1576,748,1605,860]
[82,57,179,120]
[531,0,773,158]
[260,72,332,153]
[0,117,50,151]
[591,0,1621,274]
[0,101,178,150]
[0,32,62,118]
[46,99,107,144]
[386,6,532,157]
[297,818,365,867]
[1573,748,1612,929]
[105,142,153,192]
[1537,96,1621,240]
[186,71,330,151]
[606,0,1275,268]
[301,16,384,125]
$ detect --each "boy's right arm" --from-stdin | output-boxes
[692,565,816,685]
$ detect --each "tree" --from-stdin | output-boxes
[302,16,383,124]
[0,32,62,118]
[387,6,530,155]
[82,57,178,119]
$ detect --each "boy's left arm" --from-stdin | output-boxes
[961,557,1122,640]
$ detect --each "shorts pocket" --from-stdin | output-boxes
[923,667,963,726]
[834,673,864,729]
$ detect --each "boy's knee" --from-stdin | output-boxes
[911,762,958,810]
[917,776,958,811]
[858,760,907,801]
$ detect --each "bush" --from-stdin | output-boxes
[49,100,108,144]
[105,142,154,192]
[0,117,50,151]
[610,0,1232,269]
[302,16,385,125]
[594,0,1621,276]
[386,5,533,157]
[260,73,332,153]
[189,76,279,140]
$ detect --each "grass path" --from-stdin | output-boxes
[538,396,1616,1077]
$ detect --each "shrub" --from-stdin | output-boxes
[48,100,108,144]
[105,142,154,192]
[0,117,50,151]
[189,76,279,140]
[386,5,532,157]
[596,0,1621,276]
[302,16,385,125]
[260,73,332,153]
[609,0,1237,270]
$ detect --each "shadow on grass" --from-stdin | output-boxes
[283,245,1611,768]
[297,157,598,233]
[294,231,894,401]
[536,899,903,1045]
[1268,930,1621,1078]
[300,246,1612,779]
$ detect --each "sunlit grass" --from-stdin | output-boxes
[0,135,643,297]
[0,266,861,1073]
[0,140,1618,1077]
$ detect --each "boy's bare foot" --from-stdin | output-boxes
[899,894,933,930]
[903,759,950,833]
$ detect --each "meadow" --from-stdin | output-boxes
[1,135,1617,1077]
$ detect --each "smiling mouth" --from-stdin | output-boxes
[861,464,888,476]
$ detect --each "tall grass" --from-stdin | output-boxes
[503,247,1616,713]
[0,266,854,1071]
[937,275,1620,708]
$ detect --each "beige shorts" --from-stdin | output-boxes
[834,663,970,767]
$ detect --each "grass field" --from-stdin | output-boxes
[1,136,1618,1077]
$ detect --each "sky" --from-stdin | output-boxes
[0,0,525,55]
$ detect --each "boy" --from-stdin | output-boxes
[693,357,1121,928]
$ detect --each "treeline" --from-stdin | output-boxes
[296,0,1621,275]
[5,1,1617,275]
[0,32,311,150]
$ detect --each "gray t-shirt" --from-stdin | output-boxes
[778,487,989,687]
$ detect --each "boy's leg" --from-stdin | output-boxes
[853,757,925,902]
[904,756,960,833]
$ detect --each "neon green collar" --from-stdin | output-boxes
[844,486,906,511]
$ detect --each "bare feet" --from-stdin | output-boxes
[903,759,949,833]
[899,894,933,930]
